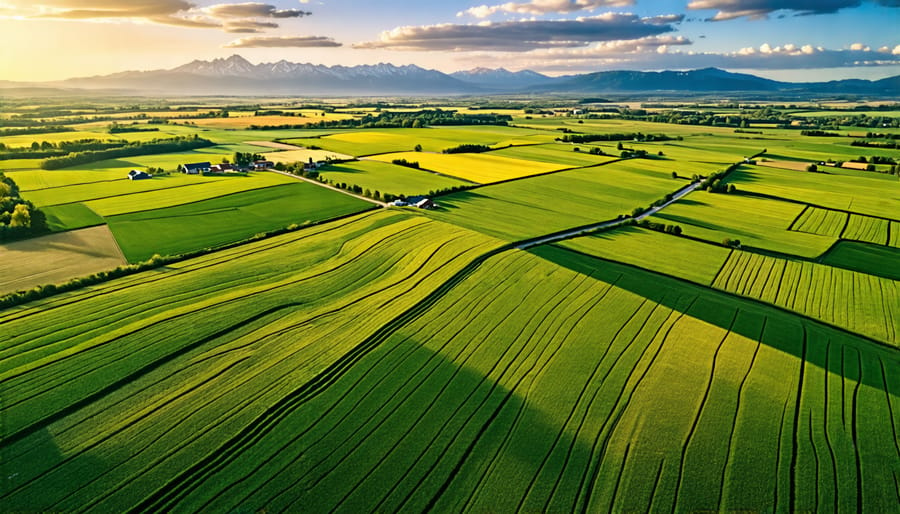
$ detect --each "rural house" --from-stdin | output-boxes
[252,160,274,170]
[127,169,151,180]
[209,163,235,173]
[182,162,211,174]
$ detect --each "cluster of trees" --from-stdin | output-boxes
[850,140,898,149]
[442,144,491,154]
[392,158,421,169]
[557,132,674,144]
[696,167,738,193]
[863,132,900,140]
[245,109,512,131]
[108,123,160,134]
[573,147,607,155]
[722,238,742,248]
[41,135,213,170]
[232,152,266,167]
[273,161,319,180]
[635,219,683,235]
[800,130,841,137]
[0,173,48,242]
[0,126,74,137]
[851,155,897,165]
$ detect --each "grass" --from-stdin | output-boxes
[821,241,900,280]
[369,151,567,184]
[650,192,836,258]
[42,203,105,231]
[0,225,125,294]
[726,165,900,219]
[430,160,701,241]
[106,182,372,261]
[712,251,897,344]
[558,226,732,284]
[487,144,617,167]
[318,160,468,197]
[2,231,896,512]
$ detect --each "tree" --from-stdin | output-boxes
[9,203,30,228]
[0,182,10,198]
[414,144,422,152]
[671,171,678,179]
[727,184,737,194]
[806,163,818,172]
[616,142,623,150]
[30,141,39,151]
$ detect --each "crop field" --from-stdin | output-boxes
[790,206,848,238]
[651,192,835,258]
[432,160,681,240]
[0,225,125,294]
[711,251,897,344]
[821,242,900,280]
[105,182,372,261]
[2,231,896,512]
[264,148,355,163]
[557,226,732,284]
[487,143,617,166]
[282,126,555,157]
[727,166,899,219]
[318,160,468,197]
[844,214,891,245]
[370,151,566,184]
[41,203,106,231]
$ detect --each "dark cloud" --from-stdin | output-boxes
[224,35,341,48]
[205,2,310,19]
[687,0,896,20]
[356,13,683,52]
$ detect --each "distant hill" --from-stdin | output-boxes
[450,67,557,90]
[2,56,897,97]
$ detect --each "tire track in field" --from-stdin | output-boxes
[209,256,527,513]
[125,241,519,514]
[273,256,538,509]
[787,324,808,513]
[72,234,491,512]
[672,308,739,509]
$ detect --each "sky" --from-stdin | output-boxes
[0,0,898,82]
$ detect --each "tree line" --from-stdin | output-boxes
[41,135,213,170]
[0,173,48,242]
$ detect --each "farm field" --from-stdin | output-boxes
[712,251,898,345]
[369,151,566,184]
[1,101,898,514]
[726,165,899,219]
[429,159,706,241]
[106,183,372,262]
[318,160,468,197]
[281,126,556,157]
[557,226,732,284]
[821,242,900,280]
[0,225,126,294]
[650,192,837,258]
[1,230,896,512]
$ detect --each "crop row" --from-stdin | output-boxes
[4,240,896,512]
[712,250,897,345]
[791,206,847,238]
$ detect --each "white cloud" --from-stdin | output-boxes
[687,0,898,21]
[458,0,634,18]
[224,35,340,47]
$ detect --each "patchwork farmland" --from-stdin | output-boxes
[1,99,898,512]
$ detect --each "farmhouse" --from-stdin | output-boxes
[252,160,274,170]
[182,162,210,174]
[127,169,151,180]
[406,196,436,209]
[209,163,235,173]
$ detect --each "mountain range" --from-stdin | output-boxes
[5,55,898,97]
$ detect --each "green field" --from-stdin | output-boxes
[558,226,732,284]
[282,126,556,157]
[651,192,836,258]
[821,241,900,280]
[2,106,898,513]
[319,160,468,197]
[106,182,372,261]
[2,222,895,511]
[712,251,897,344]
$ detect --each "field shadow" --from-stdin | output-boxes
[527,244,896,392]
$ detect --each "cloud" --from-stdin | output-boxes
[6,0,311,31]
[224,35,341,47]
[356,13,683,52]
[687,0,897,20]
[204,2,310,18]
[458,0,633,18]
